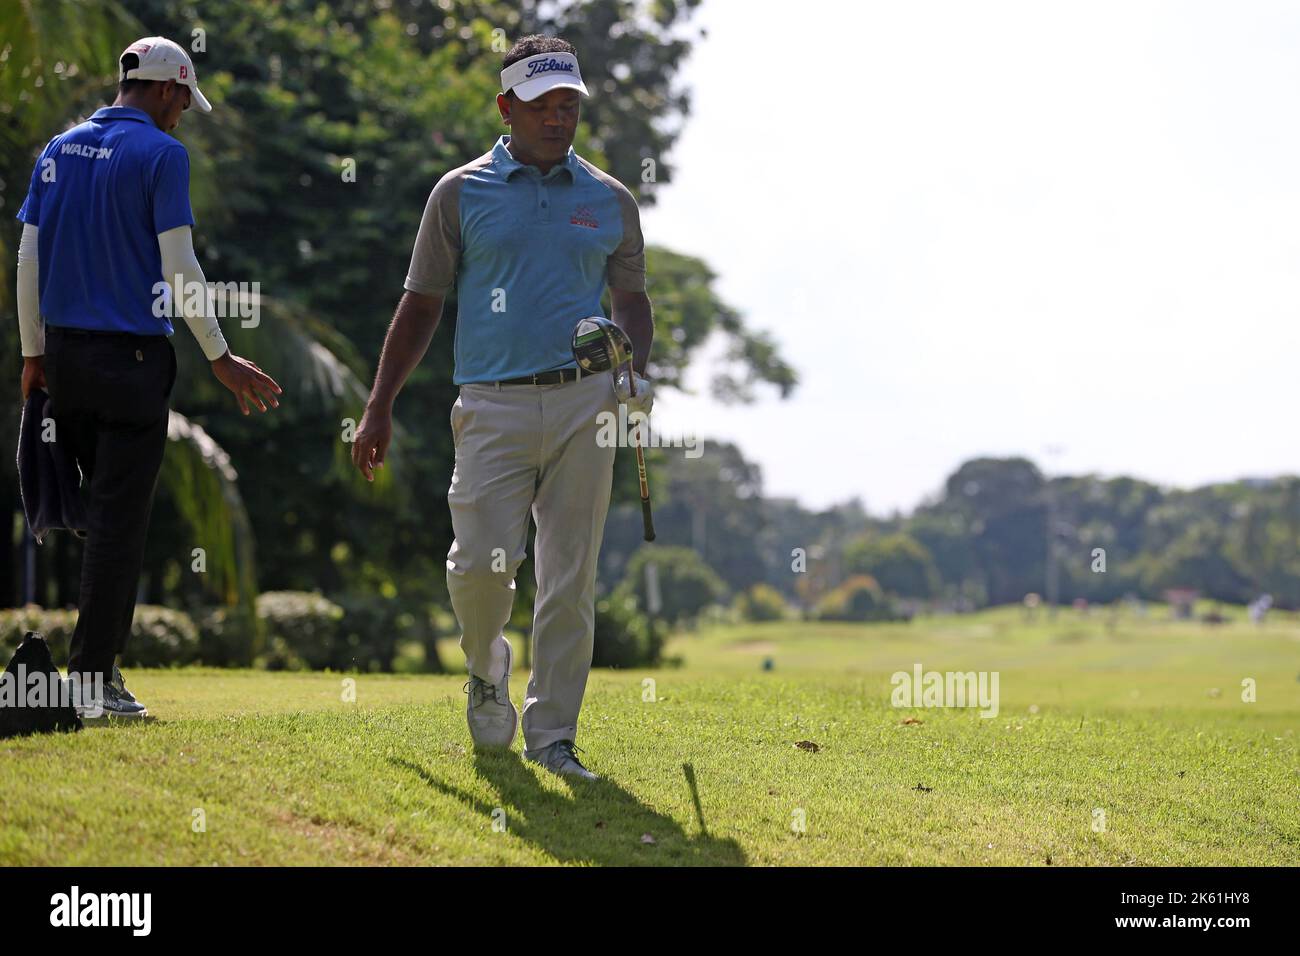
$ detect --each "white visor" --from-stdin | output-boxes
[500,52,588,102]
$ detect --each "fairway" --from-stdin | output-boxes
[2,607,1296,866]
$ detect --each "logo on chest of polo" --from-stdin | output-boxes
[569,204,599,229]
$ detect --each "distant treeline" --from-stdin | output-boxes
[600,448,1300,611]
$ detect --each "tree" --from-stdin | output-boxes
[617,545,725,625]
[1141,522,1252,604]
[904,509,979,600]
[844,533,939,599]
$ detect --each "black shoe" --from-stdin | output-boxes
[75,680,148,720]
[104,682,148,718]
[110,664,138,705]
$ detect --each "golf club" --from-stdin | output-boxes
[572,317,655,541]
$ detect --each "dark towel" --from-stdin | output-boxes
[16,389,87,544]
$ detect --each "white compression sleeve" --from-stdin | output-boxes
[16,223,43,357]
[157,225,229,361]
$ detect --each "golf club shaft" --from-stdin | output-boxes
[626,359,655,541]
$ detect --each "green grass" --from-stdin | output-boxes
[2,605,1297,865]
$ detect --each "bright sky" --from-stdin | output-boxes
[640,0,1300,514]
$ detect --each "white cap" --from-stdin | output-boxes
[500,51,588,102]
[119,36,212,113]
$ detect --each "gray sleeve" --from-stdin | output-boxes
[606,182,647,292]
[404,171,462,297]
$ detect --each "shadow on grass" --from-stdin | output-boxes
[390,753,747,866]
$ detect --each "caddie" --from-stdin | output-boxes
[15,36,282,718]
[352,34,654,780]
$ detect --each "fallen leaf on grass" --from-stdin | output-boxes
[912,782,932,793]
[640,833,656,845]
[794,740,820,752]
[595,821,606,829]
[901,717,924,725]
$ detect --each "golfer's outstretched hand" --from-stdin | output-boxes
[614,369,654,417]
[352,405,392,482]
[211,352,282,415]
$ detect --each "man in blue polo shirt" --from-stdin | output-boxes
[15,36,282,718]
[352,35,655,780]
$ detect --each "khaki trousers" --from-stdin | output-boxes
[446,370,617,751]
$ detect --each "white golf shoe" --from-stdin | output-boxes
[463,641,518,749]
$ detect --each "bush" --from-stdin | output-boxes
[1,594,442,673]
[331,594,435,673]
[0,607,76,661]
[193,605,259,667]
[255,591,345,670]
[0,605,199,667]
[813,575,898,622]
[254,591,440,672]
[123,606,201,667]
[592,593,662,668]
[619,545,727,625]
[843,533,940,598]
[735,584,788,622]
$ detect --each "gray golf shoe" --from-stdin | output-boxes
[72,680,148,721]
[110,664,140,705]
[524,740,598,781]
[463,641,518,749]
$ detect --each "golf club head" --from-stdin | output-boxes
[571,316,632,373]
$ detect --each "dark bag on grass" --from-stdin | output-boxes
[0,631,83,739]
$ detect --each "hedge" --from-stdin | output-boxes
[0,605,200,668]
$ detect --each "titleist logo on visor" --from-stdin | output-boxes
[501,51,585,97]
[525,57,575,78]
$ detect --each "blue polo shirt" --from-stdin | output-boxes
[16,105,195,337]
[404,135,647,384]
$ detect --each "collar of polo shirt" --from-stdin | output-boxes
[90,106,154,124]
[500,51,589,102]
[493,135,578,180]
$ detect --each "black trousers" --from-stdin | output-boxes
[44,327,177,680]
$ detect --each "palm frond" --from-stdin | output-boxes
[0,0,138,140]
[161,409,258,612]
[170,291,404,497]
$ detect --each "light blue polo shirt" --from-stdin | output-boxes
[16,105,194,337]
[404,135,646,384]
